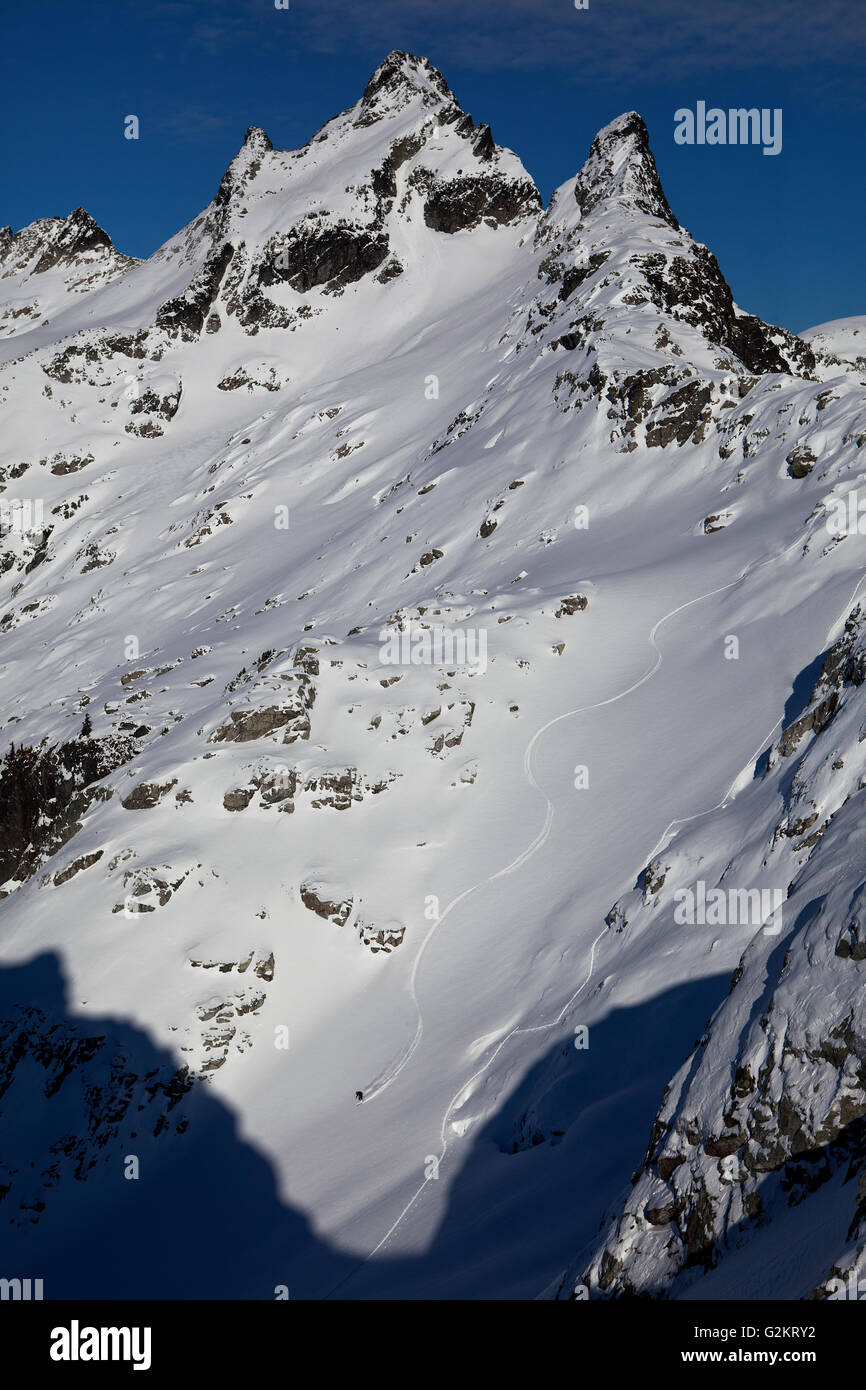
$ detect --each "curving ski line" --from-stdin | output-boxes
[362,554,767,1105]
[325,558,866,1295]
[533,560,866,1302]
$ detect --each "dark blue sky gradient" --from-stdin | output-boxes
[3,0,864,333]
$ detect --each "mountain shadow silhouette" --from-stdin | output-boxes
[0,952,732,1298]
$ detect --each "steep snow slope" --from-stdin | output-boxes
[571,607,866,1300]
[0,51,863,1299]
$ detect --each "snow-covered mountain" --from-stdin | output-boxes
[0,208,136,341]
[0,50,863,1300]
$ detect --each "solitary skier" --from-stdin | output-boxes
[355,1090,364,1102]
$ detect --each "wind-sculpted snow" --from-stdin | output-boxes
[0,49,863,1299]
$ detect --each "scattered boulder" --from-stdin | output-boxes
[121,779,178,810]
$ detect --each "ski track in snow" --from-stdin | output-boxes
[322,556,866,1296]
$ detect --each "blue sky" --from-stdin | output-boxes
[4,0,864,333]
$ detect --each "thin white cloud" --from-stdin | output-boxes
[151,0,865,119]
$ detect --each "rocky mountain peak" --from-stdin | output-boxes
[32,207,114,272]
[0,208,134,338]
[534,108,816,382]
[0,207,118,277]
[242,125,273,153]
[360,49,453,117]
[215,127,274,208]
[574,110,678,227]
[158,50,541,340]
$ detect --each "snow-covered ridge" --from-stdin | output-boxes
[0,208,136,341]
[801,315,866,374]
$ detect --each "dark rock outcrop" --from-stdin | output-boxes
[424,173,540,234]
[32,207,114,273]
[156,242,235,339]
[258,223,390,294]
[0,732,136,889]
[635,247,815,378]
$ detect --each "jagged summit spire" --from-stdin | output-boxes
[574,111,678,228]
[362,50,453,105]
[216,127,273,207]
[242,126,273,152]
[32,207,115,272]
[358,50,454,124]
